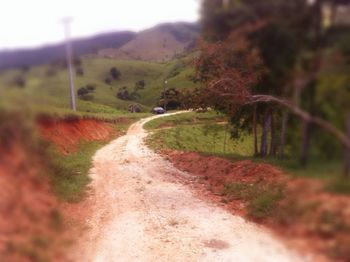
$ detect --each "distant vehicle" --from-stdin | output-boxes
[153,107,166,114]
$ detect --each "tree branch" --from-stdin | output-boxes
[248,95,350,150]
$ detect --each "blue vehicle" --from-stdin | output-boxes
[152,107,166,114]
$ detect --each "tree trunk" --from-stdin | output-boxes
[260,110,271,158]
[247,95,350,150]
[300,120,311,167]
[223,122,228,153]
[253,105,259,156]
[269,110,276,157]
[279,111,289,158]
[344,111,350,177]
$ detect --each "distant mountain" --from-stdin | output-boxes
[0,31,136,70]
[98,22,200,62]
[0,22,200,70]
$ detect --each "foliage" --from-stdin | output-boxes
[160,87,183,110]
[147,113,254,157]
[110,67,121,80]
[48,142,104,202]
[77,84,96,101]
[12,75,26,88]
[116,86,137,101]
[135,80,146,90]
[76,67,84,76]
[222,182,285,220]
[144,111,225,129]
[197,0,350,173]
[326,178,350,195]
[193,27,265,115]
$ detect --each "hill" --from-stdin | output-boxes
[0,54,200,114]
[0,22,200,70]
[0,22,201,115]
[0,31,136,70]
[98,22,200,62]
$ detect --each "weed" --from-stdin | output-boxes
[222,182,285,220]
[50,209,63,231]
[31,235,50,249]
[326,178,350,195]
[48,142,103,202]
[248,187,284,220]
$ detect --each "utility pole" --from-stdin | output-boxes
[63,18,77,111]
[163,80,168,111]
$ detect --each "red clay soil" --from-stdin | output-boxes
[0,143,68,261]
[0,116,122,261]
[164,150,350,262]
[38,117,116,154]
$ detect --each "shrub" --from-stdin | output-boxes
[135,80,146,90]
[222,182,285,220]
[326,178,350,195]
[247,187,284,220]
[76,67,84,76]
[110,67,121,80]
[105,77,112,85]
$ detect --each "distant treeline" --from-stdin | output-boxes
[0,31,135,70]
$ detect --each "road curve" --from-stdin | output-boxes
[73,112,307,262]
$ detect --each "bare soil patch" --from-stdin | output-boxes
[38,117,117,154]
[164,150,350,261]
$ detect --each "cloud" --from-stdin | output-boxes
[0,0,199,49]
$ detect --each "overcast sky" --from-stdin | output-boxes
[0,0,200,50]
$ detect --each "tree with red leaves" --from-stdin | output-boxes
[194,26,350,168]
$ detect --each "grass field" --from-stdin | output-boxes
[0,54,199,115]
[49,141,104,202]
[146,112,349,193]
[46,112,147,203]
[0,53,200,204]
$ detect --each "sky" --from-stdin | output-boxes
[0,0,200,50]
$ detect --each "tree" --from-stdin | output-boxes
[110,67,121,80]
[194,24,350,167]
[77,87,89,97]
[86,84,96,92]
[159,88,183,110]
[199,0,350,170]
[13,75,26,88]
[77,84,95,100]
[76,67,84,76]
[105,77,112,85]
[135,80,146,90]
[116,86,133,100]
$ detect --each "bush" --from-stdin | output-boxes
[105,77,112,85]
[326,178,350,195]
[13,75,26,88]
[247,187,284,219]
[77,86,94,101]
[135,80,146,90]
[86,84,96,92]
[222,182,285,220]
[76,67,84,76]
[110,67,121,80]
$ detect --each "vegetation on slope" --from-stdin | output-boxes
[147,112,350,260]
[0,54,199,114]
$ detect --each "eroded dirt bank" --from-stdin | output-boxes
[38,117,118,154]
[72,113,308,262]
[164,151,350,261]
[0,113,66,261]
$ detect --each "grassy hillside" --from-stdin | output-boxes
[98,22,199,62]
[0,54,200,115]
[0,31,135,70]
[146,112,346,181]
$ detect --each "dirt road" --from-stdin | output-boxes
[74,113,308,262]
